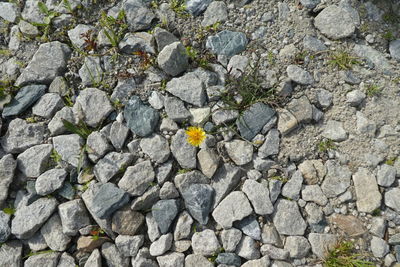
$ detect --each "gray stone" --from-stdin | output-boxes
[0,155,16,206]
[316,89,333,109]
[152,199,180,234]
[269,179,283,204]
[57,252,75,266]
[48,107,76,136]
[118,160,154,196]
[15,41,71,86]
[225,140,253,166]
[112,208,144,235]
[0,240,22,266]
[140,134,170,164]
[84,248,102,267]
[102,242,130,267]
[314,5,356,39]
[11,197,58,239]
[353,167,381,213]
[277,109,298,135]
[282,170,303,201]
[300,0,320,9]
[212,109,239,125]
[86,131,112,163]
[156,252,185,267]
[0,2,19,22]
[174,170,209,195]
[124,96,159,137]
[286,65,314,85]
[49,76,68,96]
[150,233,172,256]
[197,148,220,178]
[111,0,155,32]
[58,199,91,236]
[370,217,386,238]
[216,253,241,266]
[25,231,47,251]
[154,27,179,52]
[53,134,84,168]
[308,233,337,259]
[166,72,206,106]
[287,96,313,124]
[356,111,376,136]
[389,39,400,61]
[273,199,307,236]
[261,224,282,247]
[110,78,137,104]
[146,213,161,242]
[346,90,366,106]
[41,214,71,251]
[284,236,311,259]
[353,44,393,75]
[258,129,280,158]
[119,32,155,54]
[182,184,214,225]
[185,254,213,267]
[0,211,11,243]
[371,236,389,258]
[174,211,193,241]
[241,256,270,267]
[91,183,130,219]
[322,120,347,142]
[212,191,253,228]
[301,185,328,206]
[164,96,191,122]
[376,164,396,187]
[116,235,144,257]
[206,30,248,58]
[35,168,67,196]
[221,228,242,252]
[148,91,164,110]
[93,152,133,183]
[157,42,189,77]
[260,244,289,260]
[234,216,261,241]
[242,179,273,215]
[160,181,179,199]
[171,129,197,169]
[73,88,113,128]
[67,24,95,49]
[211,163,243,208]
[186,0,212,16]
[2,85,46,118]
[201,1,228,27]
[130,185,160,211]
[236,236,260,260]
[24,252,60,267]
[303,35,327,52]
[385,188,400,212]
[237,103,276,141]
[109,121,129,151]
[32,93,64,119]
[192,229,220,256]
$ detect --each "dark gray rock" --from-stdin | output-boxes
[2,85,46,118]
[86,131,112,163]
[237,103,276,141]
[0,154,17,206]
[124,96,159,137]
[93,152,133,183]
[32,93,64,119]
[118,160,155,196]
[258,129,280,158]
[40,214,71,251]
[102,242,130,267]
[234,216,261,241]
[78,56,104,86]
[206,30,248,58]
[130,185,160,211]
[389,39,400,61]
[164,96,192,122]
[154,27,179,52]
[186,0,213,16]
[353,44,393,75]
[109,121,129,151]
[152,199,179,234]
[111,0,155,32]
[166,72,206,106]
[110,78,137,104]
[182,184,215,225]
[15,41,71,86]
[92,183,130,219]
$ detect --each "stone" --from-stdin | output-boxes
[154,27,179,52]
[286,65,314,85]
[308,233,337,259]
[35,168,67,196]
[2,85,46,118]
[182,184,214,225]
[57,252,75,266]
[11,197,58,239]
[58,199,91,236]
[329,214,366,237]
[67,24,95,49]
[242,179,274,215]
[277,109,298,135]
[140,134,170,164]
[0,155,16,206]
[346,90,366,106]
[102,242,130,267]
[156,252,185,267]
[110,0,155,32]
[370,217,386,238]
[284,236,310,259]
[220,228,242,253]
[197,148,219,178]
[174,170,209,194]
[236,236,261,260]
[91,183,129,219]
[261,224,282,246]
[314,5,356,39]
[0,2,19,22]
[86,132,112,163]
[225,140,253,166]
[356,111,376,136]
[32,93,64,119]
[185,254,213,267]
[166,72,205,106]
[171,129,197,169]
[385,188,400,212]
[24,252,60,267]
[269,179,283,204]
[237,103,276,141]
[389,39,400,61]
[150,233,173,256]
[316,89,333,109]
[130,185,160,211]
[287,96,314,124]
[241,256,270,267]
[298,160,326,185]
[93,152,133,183]
[49,76,68,96]
[148,91,164,110]
[73,88,113,128]
[0,211,11,243]
[119,32,155,54]
[303,35,327,52]
[371,236,389,258]
[353,44,393,75]
[174,211,193,241]
[260,244,289,260]
[25,231,47,251]
[53,134,84,167]
[211,163,243,208]
[353,168,381,213]
[164,96,191,122]
[118,160,154,196]
[212,109,239,125]
[186,0,212,15]
[258,129,280,158]
[201,1,228,27]
[377,164,396,187]
[41,214,71,251]
[212,191,253,228]
[124,96,159,137]
[234,216,261,241]
[0,240,22,266]
[116,235,144,257]
[109,121,129,151]
[192,229,220,256]
[48,107,76,136]
[84,249,102,267]
[301,185,328,206]
[146,213,161,242]
[282,170,303,200]
[15,41,71,86]
[206,30,248,57]
[216,253,241,266]
[273,199,307,236]
[321,161,351,198]
[112,208,144,235]
[157,42,189,76]
[152,199,180,234]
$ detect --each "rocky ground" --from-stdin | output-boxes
[0,0,400,266]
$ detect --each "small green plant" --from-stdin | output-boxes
[318,139,336,152]
[385,157,397,166]
[0,79,17,101]
[327,51,360,70]
[365,84,381,97]
[371,208,381,217]
[269,175,288,183]
[177,169,191,174]
[267,51,275,65]
[34,1,60,42]
[0,49,11,56]
[99,10,128,47]
[382,31,396,41]
[169,0,190,18]
[25,117,38,123]
[23,249,55,259]
[90,227,105,240]
[2,207,15,215]
[293,50,308,64]
[50,149,62,164]
[382,10,400,24]
[323,241,374,267]
[62,119,93,139]
[207,248,225,263]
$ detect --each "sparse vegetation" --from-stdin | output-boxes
[382,31,396,41]
[169,0,190,18]
[318,139,336,152]
[365,84,381,97]
[323,241,374,267]
[269,175,288,183]
[62,119,93,139]
[385,157,397,166]
[99,10,128,48]
[50,149,62,164]
[207,248,225,263]
[327,51,360,70]
[34,1,60,42]
[23,249,55,259]
[2,206,16,215]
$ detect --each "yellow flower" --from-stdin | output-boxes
[185,126,206,147]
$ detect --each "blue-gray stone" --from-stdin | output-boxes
[92,183,130,219]
[236,103,276,141]
[300,0,320,9]
[152,199,179,234]
[182,184,215,225]
[124,96,159,137]
[206,30,248,58]
[233,216,261,241]
[57,182,75,200]
[2,85,46,118]
[186,0,213,16]
[216,253,241,267]
[395,245,400,262]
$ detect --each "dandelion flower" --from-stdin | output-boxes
[185,126,206,147]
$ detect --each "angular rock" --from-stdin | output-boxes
[118,160,154,196]
[298,160,326,185]
[286,65,314,85]
[93,152,133,183]
[53,134,84,167]
[371,236,389,258]
[182,183,214,225]
[284,236,311,259]
[192,229,220,256]
[130,185,160,211]
[116,234,144,257]
[303,35,327,52]
[185,254,213,267]
[101,242,130,267]
[308,233,337,259]
[166,72,205,106]
[40,214,71,251]
[171,129,197,169]
[272,199,307,236]
[389,39,400,61]
[174,170,209,194]
[174,211,193,241]
[140,134,170,163]
[225,140,253,166]
[236,236,260,260]
[385,188,400,212]
[48,107,76,136]
[201,1,228,27]
[314,5,356,39]
[221,228,242,252]
[282,170,303,201]
[86,131,112,163]
[112,208,144,235]
[258,129,280,158]
[119,32,155,54]
[242,179,274,215]
[197,148,220,178]
[112,0,155,32]
[32,93,63,119]
[150,233,172,256]
[260,244,289,260]
[58,252,75,266]
[152,199,180,234]
[91,183,130,219]
[67,24,95,49]
[109,121,129,151]
[154,27,179,52]
[186,0,212,16]
[287,96,313,123]
[35,168,67,196]
[24,252,60,267]
[157,42,188,77]
[124,96,159,137]
[321,161,351,198]
[329,214,366,237]
[156,252,185,267]
[206,30,248,57]
[234,216,261,241]
[164,96,191,122]
[211,163,243,208]
[0,2,19,22]
[0,211,11,243]
[353,168,381,213]
[376,164,396,187]
[261,224,282,247]
[0,240,22,266]
[58,199,91,236]
[241,256,270,267]
[354,44,393,75]
[301,185,328,206]
[0,155,17,206]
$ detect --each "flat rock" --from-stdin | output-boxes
[35,168,67,196]
[236,235,260,260]
[157,42,189,77]
[171,129,197,169]
[116,234,144,257]
[53,134,84,167]
[182,183,214,225]
[272,199,307,236]
[119,32,155,54]
[303,35,327,52]
[0,2,19,22]
[211,163,243,208]
[156,252,185,267]
[376,164,396,187]
[225,140,253,166]
[24,252,60,267]
[92,183,130,219]
[48,107,76,136]
[353,167,381,213]
[130,185,160,211]
[329,214,366,237]
[140,134,170,163]
[281,170,303,201]
[314,5,356,39]
[286,65,314,85]
[112,208,144,235]
[308,233,337,259]
[237,103,275,141]
[242,179,274,215]
[192,229,220,256]
[93,152,133,183]
[277,109,298,135]
[154,27,179,52]
[322,120,347,141]
[40,214,71,251]
[0,154,17,206]
[0,211,11,243]
[86,131,112,163]
[287,96,313,123]
[67,24,95,49]
[197,148,220,178]
[301,185,328,206]
[174,211,193,241]
[201,1,228,27]
[15,41,71,86]
[124,96,159,137]
[371,236,389,258]
[118,160,155,196]
[206,30,248,57]
[152,199,180,234]
[166,72,205,106]
[234,216,261,241]
[164,96,192,122]
[185,254,213,267]
[78,56,103,86]
[353,44,393,75]
[112,0,155,32]
[258,129,280,158]
[0,241,22,266]
[321,161,351,198]
[58,199,91,236]
[385,188,400,212]
[284,236,311,259]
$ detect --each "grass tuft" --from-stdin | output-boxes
[323,241,374,267]
[365,84,381,97]
[327,51,360,70]
[318,139,336,152]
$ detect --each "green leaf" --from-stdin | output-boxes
[2,207,15,215]
[37,1,49,15]
[43,16,51,25]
